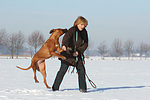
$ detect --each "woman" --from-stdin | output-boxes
[52,16,89,93]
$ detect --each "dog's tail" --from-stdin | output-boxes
[16,65,32,70]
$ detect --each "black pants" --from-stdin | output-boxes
[52,62,87,91]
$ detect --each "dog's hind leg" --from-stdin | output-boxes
[38,60,51,89]
[32,66,39,83]
[30,61,39,83]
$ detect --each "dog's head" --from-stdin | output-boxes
[49,28,68,36]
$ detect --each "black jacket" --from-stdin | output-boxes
[60,26,88,66]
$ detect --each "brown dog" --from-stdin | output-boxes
[16,28,67,89]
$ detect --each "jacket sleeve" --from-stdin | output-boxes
[77,30,88,54]
[62,28,73,47]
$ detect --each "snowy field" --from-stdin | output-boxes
[0,56,150,100]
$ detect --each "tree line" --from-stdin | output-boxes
[0,28,150,60]
[96,38,150,60]
[0,29,45,59]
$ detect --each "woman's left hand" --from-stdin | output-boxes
[62,45,67,51]
[73,51,79,57]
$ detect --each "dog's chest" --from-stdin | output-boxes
[55,44,58,47]
[54,44,58,50]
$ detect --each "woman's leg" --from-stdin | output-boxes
[76,64,87,92]
[52,62,69,91]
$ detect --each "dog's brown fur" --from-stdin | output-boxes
[16,28,67,89]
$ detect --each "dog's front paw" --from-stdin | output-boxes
[57,48,64,53]
[61,56,66,60]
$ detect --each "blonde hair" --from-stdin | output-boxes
[74,16,88,27]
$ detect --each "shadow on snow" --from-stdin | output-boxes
[87,85,150,93]
[59,85,150,93]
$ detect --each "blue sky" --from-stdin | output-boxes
[0,0,150,49]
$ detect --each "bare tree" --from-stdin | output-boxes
[112,38,123,59]
[4,33,17,59]
[124,39,134,60]
[86,37,94,56]
[0,29,7,45]
[131,46,135,60]
[142,43,149,60]
[138,42,144,60]
[28,30,45,54]
[16,31,25,58]
[29,46,33,58]
[97,41,108,59]
[118,46,124,60]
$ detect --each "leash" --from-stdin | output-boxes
[75,31,97,88]
[74,31,78,63]
[81,55,97,88]
[85,73,97,88]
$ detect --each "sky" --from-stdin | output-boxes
[0,0,150,49]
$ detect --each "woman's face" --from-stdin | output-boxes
[77,24,85,31]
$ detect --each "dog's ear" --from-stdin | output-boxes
[62,29,68,33]
[49,29,55,34]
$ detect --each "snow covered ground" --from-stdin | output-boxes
[0,57,150,100]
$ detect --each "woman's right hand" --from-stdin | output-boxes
[73,51,79,57]
[62,45,66,51]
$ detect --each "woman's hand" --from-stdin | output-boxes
[62,46,66,51]
[73,51,79,57]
